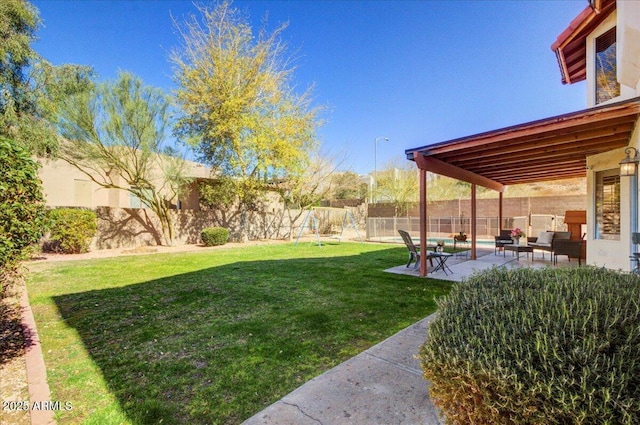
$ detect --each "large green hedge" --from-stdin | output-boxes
[47,208,97,254]
[0,137,47,276]
[419,267,640,425]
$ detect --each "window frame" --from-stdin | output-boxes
[594,26,620,105]
[129,186,153,209]
[594,168,621,240]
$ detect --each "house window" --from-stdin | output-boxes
[595,27,620,104]
[129,187,152,209]
[74,179,92,208]
[595,169,620,240]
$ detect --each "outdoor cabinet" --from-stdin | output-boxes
[564,210,586,260]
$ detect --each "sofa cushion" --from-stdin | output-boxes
[536,231,554,245]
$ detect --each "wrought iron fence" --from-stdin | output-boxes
[366,215,565,242]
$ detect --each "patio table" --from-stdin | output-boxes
[429,252,453,275]
[504,244,533,261]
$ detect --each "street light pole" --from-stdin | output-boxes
[373,136,389,203]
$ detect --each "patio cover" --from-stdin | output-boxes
[405,96,640,276]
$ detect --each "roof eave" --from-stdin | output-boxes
[551,0,616,85]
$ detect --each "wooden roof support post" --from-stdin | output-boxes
[419,167,428,277]
[499,192,504,231]
[471,183,477,260]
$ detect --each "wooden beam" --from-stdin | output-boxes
[485,162,587,178]
[410,101,640,157]
[419,168,427,277]
[500,172,587,185]
[437,119,636,162]
[471,184,477,260]
[499,192,503,232]
[449,130,633,166]
[486,165,587,180]
[413,153,504,192]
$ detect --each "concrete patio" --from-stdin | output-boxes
[385,246,580,282]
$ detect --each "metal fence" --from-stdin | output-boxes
[366,215,566,242]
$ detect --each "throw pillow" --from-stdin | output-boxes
[537,231,554,245]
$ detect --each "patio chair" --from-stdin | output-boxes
[494,229,513,255]
[553,239,583,265]
[398,229,433,269]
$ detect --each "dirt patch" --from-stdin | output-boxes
[0,274,31,425]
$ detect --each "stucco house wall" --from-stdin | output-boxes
[38,156,311,247]
[586,146,635,270]
[584,2,640,271]
[38,158,113,208]
[618,1,640,93]
[38,157,210,210]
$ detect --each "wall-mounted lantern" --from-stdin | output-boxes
[619,147,639,177]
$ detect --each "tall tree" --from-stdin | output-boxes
[376,159,420,216]
[329,171,368,201]
[0,0,39,120]
[0,0,94,155]
[274,152,344,240]
[171,1,321,240]
[57,71,189,245]
[0,0,46,153]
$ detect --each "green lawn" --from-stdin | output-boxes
[26,242,452,424]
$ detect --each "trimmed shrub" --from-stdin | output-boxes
[419,267,640,425]
[47,208,97,254]
[0,137,48,275]
[201,227,229,246]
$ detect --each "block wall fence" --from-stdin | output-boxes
[367,195,586,219]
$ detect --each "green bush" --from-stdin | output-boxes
[0,137,48,275]
[47,209,97,254]
[419,267,640,425]
[201,227,229,246]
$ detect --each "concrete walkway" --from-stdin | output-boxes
[242,315,442,425]
[244,248,578,424]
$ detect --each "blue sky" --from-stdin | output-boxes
[31,0,587,174]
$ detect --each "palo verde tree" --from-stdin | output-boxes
[171,1,321,241]
[56,71,189,246]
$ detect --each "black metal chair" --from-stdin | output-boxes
[494,229,513,255]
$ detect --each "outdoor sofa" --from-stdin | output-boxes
[527,231,571,260]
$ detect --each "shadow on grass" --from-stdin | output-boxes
[52,247,451,424]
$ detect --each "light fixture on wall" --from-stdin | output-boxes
[619,147,639,176]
